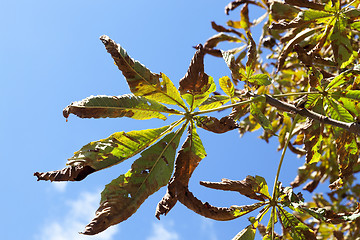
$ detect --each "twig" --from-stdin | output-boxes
[264,94,360,135]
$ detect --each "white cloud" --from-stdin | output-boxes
[147,222,179,240]
[52,182,68,193]
[36,191,119,240]
[200,218,217,240]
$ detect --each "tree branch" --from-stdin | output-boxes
[264,94,360,135]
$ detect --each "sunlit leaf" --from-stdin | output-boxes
[232,223,257,240]
[240,3,250,30]
[231,202,266,218]
[198,95,231,110]
[155,124,206,218]
[250,103,273,132]
[335,130,359,180]
[302,9,333,21]
[34,124,181,182]
[326,68,360,90]
[324,97,353,123]
[63,94,180,120]
[82,128,185,235]
[182,76,216,110]
[330,16,353,68]
[248,74,271,86]
[100,36,186,109]
[277,207,316,240]
[219,76,235,97]
[204,33,242,48]
[195,115,239,134]
[222,50,245,81]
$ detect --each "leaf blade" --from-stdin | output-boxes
[83,127,186,235]
[63,94,180,120]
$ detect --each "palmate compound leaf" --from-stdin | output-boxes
[63,94,180,120]
[82,126,186,235]
[100,35,186,109]
[34,123,181,181]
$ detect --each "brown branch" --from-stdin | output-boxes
[264,94,360,135]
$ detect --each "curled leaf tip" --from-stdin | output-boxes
[34,165,95,182]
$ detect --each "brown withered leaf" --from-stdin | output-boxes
[294,44,313,67]
[277,28,318,71]
[210,21,245,39]
[335,130,359,179]
[100,35,161,96]
[303,120,322,164]
[204,33,242,49]
[303,179,320,193]
[156,126,206,218]
[155,188,177,219]
[284,0,324,11]
[269,16,309,30]
[200,177,267,201]
[195,115,239,134]
[240,4,250,30]
[225,0,260,15]
[246,31,257,71]
[34,165,95,182]
[179,44,209,94]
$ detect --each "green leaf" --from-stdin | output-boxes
[250,103,273,131]
[231,202,266,218]
[82,127,186,235]
[182,76,216,110]
[145,72,186,107]
[307,134,322,164]
[324,97,353,123]
[198,95,231,110]
[326,68,360,90]
[63,94,180,120]
[277,207,316,240]
[340,98,360,115]
[330,16,353,68]
[232,224,256,240]
[248,74,271,86]
[305,94,321,109]
[302,9,333,21]
[254,175,271,199]
[219,76,235,97]
[100,36,186,109]
[68,124,179,171]
[331,90,360,101]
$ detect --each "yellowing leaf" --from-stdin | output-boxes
[63,94,180,120]
[182,76,216,110]
[83,128,185,235]
[198,95,231,110]
[219,76,235,97]
[100,36,186,109]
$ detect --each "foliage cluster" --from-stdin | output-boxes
[35,0,360,239]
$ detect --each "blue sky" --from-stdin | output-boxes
[1,1,311,239]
